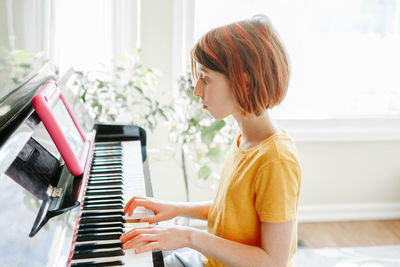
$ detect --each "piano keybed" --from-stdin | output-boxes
[70,140,153,267]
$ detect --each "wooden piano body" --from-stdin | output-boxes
[0,66,164,266]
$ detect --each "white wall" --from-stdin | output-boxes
[298,141,400,205]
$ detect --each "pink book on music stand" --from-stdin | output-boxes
[32,80,89,176]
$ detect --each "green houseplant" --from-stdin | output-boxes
[70,51,172,131]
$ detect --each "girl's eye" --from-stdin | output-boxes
[201,77,208,84]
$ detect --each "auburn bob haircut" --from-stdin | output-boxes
[191,15,291,116]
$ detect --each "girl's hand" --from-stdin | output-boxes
[124,196,180,224]
[120,225,192,253]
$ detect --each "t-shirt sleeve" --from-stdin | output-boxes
[254,160,300,223]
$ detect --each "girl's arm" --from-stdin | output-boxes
[178,200,213,220]
[190,221,294,267]
[124,196,212,223]
[121,220,295,267]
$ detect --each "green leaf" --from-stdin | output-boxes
[210,120,226,131]
[158,108,168,120]
[201,120,225,144]
[207,147,223,162]
[19,63,31,69]
[12,77,19,84]
[81,90,87,102]
[201,127,215,144]
[188,118,199,127]
[134,86,143,94]
[198,165,211,180]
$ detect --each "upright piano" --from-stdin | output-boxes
[0,66,165,267]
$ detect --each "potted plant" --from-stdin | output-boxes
[69,51,172,131]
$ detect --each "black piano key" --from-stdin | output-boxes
[86,186,123,191]
[88,181,123,186]
[89,174,123,179]
[88,178,123,182]
[83,200,123,206]
[85,190,123,196]
[95,142,121,147]
[89,175,123,180]
[80,214,122,219]
[82,211,124,218]
[84,196,123,202]
[73,249,124,260]
[86,187,123,191]
[74,242,123,251]
[86,188,124,193]
[90,170,123,174]
[90,170,123,175]
[92,162,122,166]
[88,178,124,183]
[76,233,122,242]
[87,180,123,184]
[88,180,124,185]
[78,228,123,235]
[71,260,124,267]
[82,205,123,211]
[79,216,124,224]
[79,223,124,230]
[90,169,123,174]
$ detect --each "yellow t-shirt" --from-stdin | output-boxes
[203,132,301,267]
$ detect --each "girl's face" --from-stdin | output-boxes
[193,65,239,120]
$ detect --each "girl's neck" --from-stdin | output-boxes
[233,111,281,150]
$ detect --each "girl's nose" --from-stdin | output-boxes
[193,79,203,98]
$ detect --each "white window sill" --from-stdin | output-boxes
[277,117,400,142]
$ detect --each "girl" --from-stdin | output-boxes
[120,14,301,267]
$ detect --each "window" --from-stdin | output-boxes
[53,0,140,74]
[193,0,400,119]
[53,0,113,73]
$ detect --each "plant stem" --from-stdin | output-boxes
[181,140,190,202]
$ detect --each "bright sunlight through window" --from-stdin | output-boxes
[194,0,400,119]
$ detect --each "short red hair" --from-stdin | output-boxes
[191,15,290,116]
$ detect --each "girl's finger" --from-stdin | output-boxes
[134,241,160,254]
[140,214,163,224]
[122,233,156,250]
[120,226,155,242]
[128,199,153,216]
[124,196,146,213]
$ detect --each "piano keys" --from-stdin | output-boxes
[69,141,153,267]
